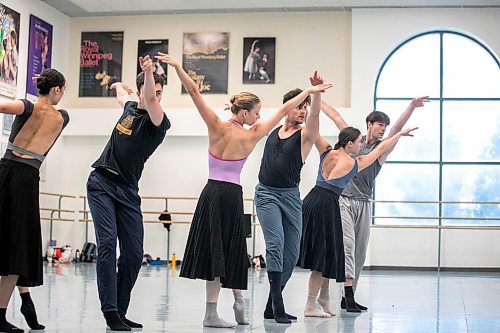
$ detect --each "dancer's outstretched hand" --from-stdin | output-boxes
[110,82,133,95]
[400,127,418,137]
[411,96,430,108]
[156,52,180,67]
[139,55,153,72]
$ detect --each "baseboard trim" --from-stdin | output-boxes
[364,266,500,272]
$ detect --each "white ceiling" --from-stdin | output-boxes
[41,0,500,16]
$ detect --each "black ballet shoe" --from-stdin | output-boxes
[267,272,291,324]
[20,293,45,330]
[1,307,24,332]
[103,311,131,331]
[344,287,361,313]
[0,321,24,332]
[120,317,143,329]
[341,297,368,311]
[263,293,297,320]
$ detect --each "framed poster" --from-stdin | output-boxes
[26,15,53,102]
[243,38,275,84]
[182,32,229,94]
[137,39,168,84]
[0,2,21,98]
[79,31,123,97]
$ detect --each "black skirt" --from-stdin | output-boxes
[298,185,346,281]
[180,180,248,289]
[0,159,43,287]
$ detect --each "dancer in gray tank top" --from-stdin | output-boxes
[320,96,429,312]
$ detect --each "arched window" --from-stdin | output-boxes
[373,30,500,226]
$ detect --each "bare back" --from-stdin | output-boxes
[321,149,357,180]
[12,102,65,158]
[208,121,263,160]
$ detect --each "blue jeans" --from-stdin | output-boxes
[86,169,144,316]
[254,183,302,286]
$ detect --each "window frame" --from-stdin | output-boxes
[372,29,500,227]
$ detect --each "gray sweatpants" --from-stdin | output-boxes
[339,195,371,292]
[254,183,302,286]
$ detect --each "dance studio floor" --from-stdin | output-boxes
[5,263,500,332]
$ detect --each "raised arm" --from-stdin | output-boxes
[156,52,220,131]
[250,40,259,53]
[378,96,428,162]
[140,55,165,126]
[314,135,332,155]
[357,127,417,171]
[0,100,24,115]
[250,83,333,140]
[321,100,349,131]
[109,82,133,108]
[387,96,429,137]
[302,71,326,146]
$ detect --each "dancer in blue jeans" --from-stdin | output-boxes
[87,56,170,331]
[254,73,328,324]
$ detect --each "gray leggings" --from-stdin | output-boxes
[255,183,302,286]
[339,195,371,292]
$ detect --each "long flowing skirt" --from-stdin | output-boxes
[298,185,346,281]
[0,159,43,286]
[180,180,248,289]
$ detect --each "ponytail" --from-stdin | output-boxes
[336,127,362,149]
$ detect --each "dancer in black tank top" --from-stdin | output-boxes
[254,72,332,324]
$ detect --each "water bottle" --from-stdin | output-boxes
[171,253,176,270]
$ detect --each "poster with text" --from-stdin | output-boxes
[79,31,123,97]
[243,37,275,84]
[0,2,21,98]
[182,32,229,94]
[137,39,168,85]
[26,15,53,102]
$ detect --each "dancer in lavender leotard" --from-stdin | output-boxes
[156,52,332,328]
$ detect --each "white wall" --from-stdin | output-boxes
[64,12,352,109]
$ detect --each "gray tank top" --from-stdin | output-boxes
[341,136,382,201]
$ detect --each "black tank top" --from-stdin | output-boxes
[258,126,303,188]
